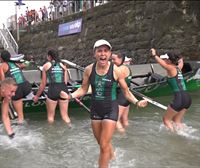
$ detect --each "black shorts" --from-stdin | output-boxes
[170,91,192,112]
[117,88,130,107]
[47,83,68,101]
[90,100,119,121]
[12,81,31,100]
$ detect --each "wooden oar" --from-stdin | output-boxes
[130,88,167,110]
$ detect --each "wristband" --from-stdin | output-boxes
[69,93,73,99]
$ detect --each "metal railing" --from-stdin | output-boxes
[2,24,18,54]
[0,29,9,49]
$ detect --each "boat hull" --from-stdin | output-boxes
[4,61,200,115]
[133,77,200,97]
[22,94,91,113]
[131,64,200,97]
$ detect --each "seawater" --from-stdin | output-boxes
[0,91,200,168]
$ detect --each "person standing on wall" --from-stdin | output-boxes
[150,48,192,132]
[60,39,148,168]
[33,49,71,126]
[0,50,31,124]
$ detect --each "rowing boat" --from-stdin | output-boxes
[4,59,200,115]
[130,61,200,97]
[22,60,200,113]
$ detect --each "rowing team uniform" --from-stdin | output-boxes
[5,62,31,100]
[116,66,132,107]
[46,61,68,101]
[89,62,118,121]
[167,67,192,111]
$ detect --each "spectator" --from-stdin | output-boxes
[43,6,48,21]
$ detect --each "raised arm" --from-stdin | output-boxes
[150,48,172,71]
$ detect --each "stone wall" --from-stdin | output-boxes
[18,1,200,67]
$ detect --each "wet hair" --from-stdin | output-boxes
[47,49,60,63]
[0,77,17,87]
[167,51,181,65]
[114,52,126,65]
[0,50,11,62]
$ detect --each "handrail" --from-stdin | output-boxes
[0,29,9,49]
[2,23,18,54]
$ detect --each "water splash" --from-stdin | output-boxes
[110,147,136,168]
[175,124,199,140]
[0,123,44,153]
[159,123,199,140]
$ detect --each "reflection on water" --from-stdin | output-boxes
[0,91,200,168]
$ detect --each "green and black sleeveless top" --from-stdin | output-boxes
[117,65,131,89]
[46,61,65,84]
[167,67,186,92]
[124,66,132,87]
[89,62,118,101]
[5,62,26,84]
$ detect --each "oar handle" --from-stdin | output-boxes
[74,97,90,113]
[61,59,85,72]
[131,89,167,110]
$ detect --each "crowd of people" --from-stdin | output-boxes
[18,6,49,28]
[0,39,192,168]
[17,0,110,29]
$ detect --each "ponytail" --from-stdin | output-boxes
[48,49,60,65]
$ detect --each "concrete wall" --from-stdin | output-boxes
[18,1,200,67]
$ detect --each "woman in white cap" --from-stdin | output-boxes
[60,39,147,168]
[111,53,132,133]
[150,48,192,132]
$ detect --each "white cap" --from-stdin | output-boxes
[160,54,169,59]
[93,39,112,50]
[124,56,132,62]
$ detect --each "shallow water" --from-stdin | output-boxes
[0,91,200,168]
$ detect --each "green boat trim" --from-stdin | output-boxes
[2,61,200,116]
[22,94,91,114]
[131,65,200,97]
